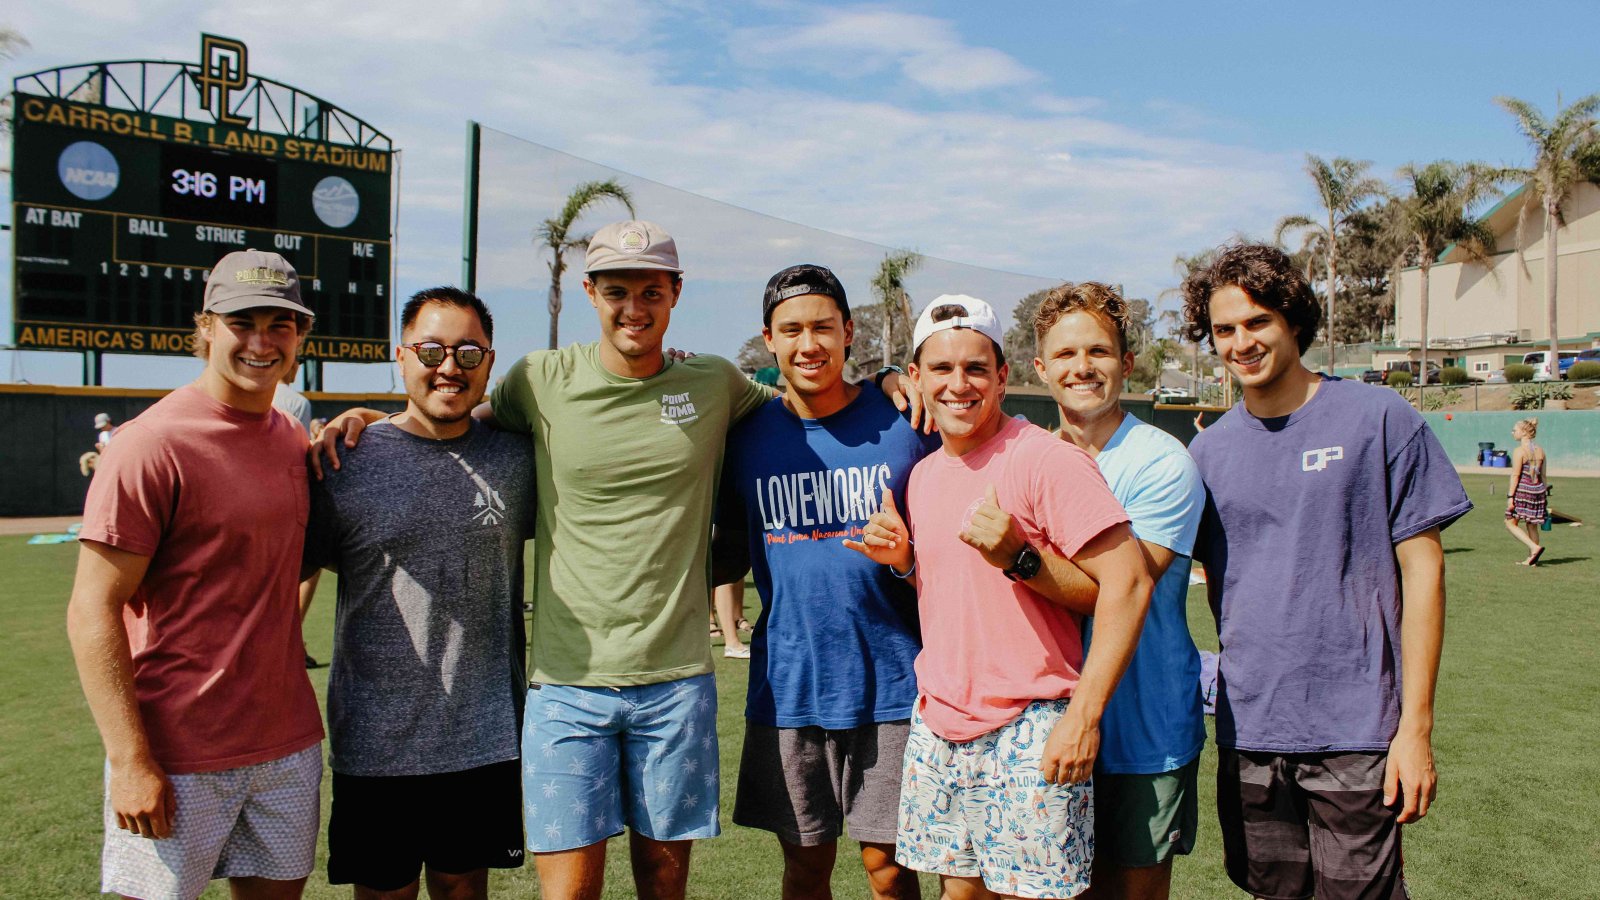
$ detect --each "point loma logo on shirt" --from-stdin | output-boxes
[660,391,699,426]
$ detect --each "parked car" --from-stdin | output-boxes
[1384,361,1443,379]
[1149,386,1194,401]
[1359,369,1386,384]
[1521,350,1580,381]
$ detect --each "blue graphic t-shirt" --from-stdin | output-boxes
[1084,414,1206,774]
[1190,377,1471,753]
[720,389,939,729]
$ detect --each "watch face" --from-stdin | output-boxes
[1007,545,1041,581]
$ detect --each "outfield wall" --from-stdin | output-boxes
[1420,410,1600,474]
[0,385,404,516]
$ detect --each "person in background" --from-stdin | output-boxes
[1503,417,1548,566]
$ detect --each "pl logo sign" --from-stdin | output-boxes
[195,33,250,127]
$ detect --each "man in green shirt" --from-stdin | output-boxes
[493,224,768,899]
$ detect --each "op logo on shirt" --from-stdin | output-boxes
[1301,446,1345,472]
[660,391,699,426]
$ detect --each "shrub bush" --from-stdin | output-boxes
[1568,361,1600,382]
[1510,384,1546,410]
[1439,366,1468,385]
[1386,370,1413,388]
[1504,363,1536,383]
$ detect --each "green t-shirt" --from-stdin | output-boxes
[490,342,773,686]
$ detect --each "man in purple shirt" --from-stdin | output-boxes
[1181,244,1470,900]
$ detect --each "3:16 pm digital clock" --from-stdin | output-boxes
[159,143,277,228]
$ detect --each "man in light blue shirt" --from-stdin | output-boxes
[1031,281,1205,900]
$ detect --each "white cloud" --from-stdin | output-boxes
[3,1,1304,388]
[730,9,1038,93]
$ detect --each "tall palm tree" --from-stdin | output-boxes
[1496,94,1600,376]
[536,180,635,349]
[1276,155,1385,372]
[870,251,922,368]
[1391,161,1503,386]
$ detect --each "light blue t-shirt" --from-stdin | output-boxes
[1083,413,1206,774]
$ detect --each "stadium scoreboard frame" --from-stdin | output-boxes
[10,35,395,365]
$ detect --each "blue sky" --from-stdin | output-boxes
[3,1,1594,390]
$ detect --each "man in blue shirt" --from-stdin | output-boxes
[1031,282,1206,900]
[1182,244,1468,900]
[715,265,936,900]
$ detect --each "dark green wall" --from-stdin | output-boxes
[0,387,404,516]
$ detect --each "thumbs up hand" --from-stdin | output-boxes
[843,487,915,573]
[960,483,1026,570]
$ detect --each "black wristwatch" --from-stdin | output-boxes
[1003,544,1041,582]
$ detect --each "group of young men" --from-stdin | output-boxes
[69,225,1468,900]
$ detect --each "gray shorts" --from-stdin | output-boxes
[101,744,322,900]
[733,719,909,846]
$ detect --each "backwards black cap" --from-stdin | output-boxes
[762,264,850,327]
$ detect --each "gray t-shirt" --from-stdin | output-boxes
[305,419,535,776]
[1190,377,1470,754]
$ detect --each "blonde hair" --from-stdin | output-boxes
[1515,417,1538,439]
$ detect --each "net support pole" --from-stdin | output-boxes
[462,121,481,293]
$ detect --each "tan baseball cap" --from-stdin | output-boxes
[584,220,682,275]
[203,249,314,316]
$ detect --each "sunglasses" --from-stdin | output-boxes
[400,342,490,370]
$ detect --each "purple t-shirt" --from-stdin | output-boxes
[1189,377,1471,753]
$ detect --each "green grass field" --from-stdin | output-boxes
[3,472,1595,898]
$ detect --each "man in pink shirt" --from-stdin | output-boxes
[845,295,1152,899]
[66,249,326,900]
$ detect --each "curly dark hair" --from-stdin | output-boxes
[1181,243,1320,354]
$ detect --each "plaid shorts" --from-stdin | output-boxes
[896,699,1093,899]
[101,744,322,900]
[1217,748,1407,900]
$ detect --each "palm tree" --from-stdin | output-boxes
[1391,161,1504,386]
[536,180,635,349]
[870,251,922,368]
[1276,155,1385,372]
[1496,94,1600,376]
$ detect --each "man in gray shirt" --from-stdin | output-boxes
[304,287,534,899]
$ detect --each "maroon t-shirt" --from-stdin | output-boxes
[81,384,324,774]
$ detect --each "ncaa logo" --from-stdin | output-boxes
[1301,446,1345,472]
[57,141,120,201]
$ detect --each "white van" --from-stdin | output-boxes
[1522,350,1580,381]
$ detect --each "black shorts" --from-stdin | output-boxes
[328,759,525,890]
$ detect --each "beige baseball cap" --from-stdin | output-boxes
[911,294,1003,356]
[203,249,314,316]
[584,220,682,275]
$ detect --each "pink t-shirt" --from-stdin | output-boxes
[908,416,1129,742]
[80,384,324,774]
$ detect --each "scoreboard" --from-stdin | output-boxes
[11,95,393,362]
